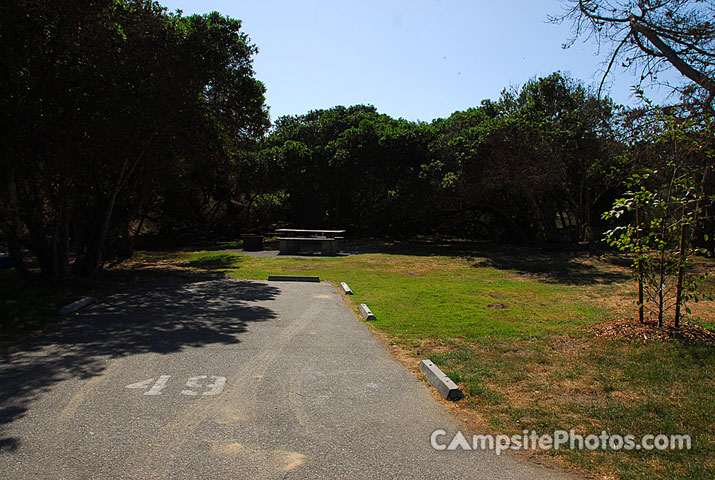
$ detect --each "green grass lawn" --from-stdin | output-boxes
[182,251,607,340]
[174,249,714,480]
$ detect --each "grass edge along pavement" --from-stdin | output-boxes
[167,248,715,480]
[4,247,715,480]
[203,249,715,480]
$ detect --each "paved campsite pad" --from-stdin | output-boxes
[0,278,580,479]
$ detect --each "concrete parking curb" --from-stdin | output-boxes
[340,282,353,294]
[268,275,320,282]
[419,359,463,401]
[58,297,96,316]
[358,303,375,320]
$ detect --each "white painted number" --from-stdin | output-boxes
[181,375,206,396]
[146,375,171,396]
[182,375,227,396]
[125,375,226,396]
[125,376,170,396]
[125,378,155,390]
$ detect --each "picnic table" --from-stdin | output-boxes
[275,228,346,255]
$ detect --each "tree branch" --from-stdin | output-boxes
[632,31,665,58]
[579,0,632,23]
[599,33,632,98]
[629,16,715,98]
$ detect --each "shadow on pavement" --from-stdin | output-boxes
[0,277,279,449]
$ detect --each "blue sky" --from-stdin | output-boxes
[162,0,678,122]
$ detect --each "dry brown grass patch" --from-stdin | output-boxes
[592,317,715,345]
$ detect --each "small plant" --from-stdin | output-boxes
[603,115,714,328]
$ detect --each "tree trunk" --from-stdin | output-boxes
[482,203,530,243]
[58,221,71,279]
[526,194,559,243]
[636,205,645,324]
[674,206,687,329]
[85,148,148,276]
[27,161,55,277]
[85,186,122,276]
[6,171,31,281]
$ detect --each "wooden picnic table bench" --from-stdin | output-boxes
[275,229,346,255]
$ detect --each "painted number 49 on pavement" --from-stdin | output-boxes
[125,375,226,396]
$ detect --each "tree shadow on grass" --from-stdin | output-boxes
[0,277,280,449]
[342,238,631,286]
[183,253,243,270]
[470,250,632,285]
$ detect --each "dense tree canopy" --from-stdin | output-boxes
[3,0,709,284]
[259,105,433,233]
[426,73,625,242]
[0,0,269,279]
[252,74,626,243]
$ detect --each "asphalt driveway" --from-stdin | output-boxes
[0,278,580,479]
